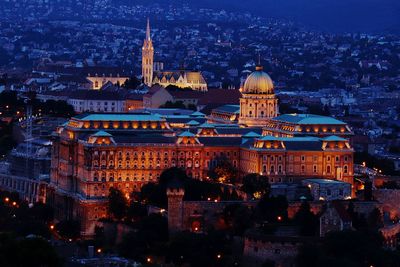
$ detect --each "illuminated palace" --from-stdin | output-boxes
[142,19,208,91]
[48,66,354,235]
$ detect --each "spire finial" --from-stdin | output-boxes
[146,18,151,41]
[256,53,263,71]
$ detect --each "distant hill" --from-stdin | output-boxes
[127,0,400,34]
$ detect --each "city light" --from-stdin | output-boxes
[147,257,151,263]
[277,216,282,221]
[50,224,55,230]
[4,197,9,202]
[12,201,17,206]
[217,254,222,259]
[97,248,102,253]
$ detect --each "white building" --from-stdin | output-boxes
[302,179,352,201]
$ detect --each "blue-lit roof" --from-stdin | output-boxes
[243,131,261,137]
[303,179,350,185]
[213,104,240,114]
[260,136,320,142]
[178,131,196,137]
[273,114,346,125]
[323,135,348,142]
[190,111,205,117]
[91,131,112,137]
[76,113,163,122]
[186,120,200,125]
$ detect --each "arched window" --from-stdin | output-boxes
[93,172,99,182]
[344,165,348,174]
[327,165,331,174]
[270,165,275,174]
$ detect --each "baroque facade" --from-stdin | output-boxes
[49,67,355,236]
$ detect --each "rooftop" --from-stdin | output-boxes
[303,179,351,185]
[74,113,164,122]
[273,114,347,125]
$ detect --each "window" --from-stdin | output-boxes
[270,165,275,173]
[301,165,305,173]
[327,156,331,162]
[327,165,331,174]
[313,165,317,173]
[336,156,340,162]
[344,165,348,174]
[301,155,305,162]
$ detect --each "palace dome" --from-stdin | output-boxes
[242,66,274,94]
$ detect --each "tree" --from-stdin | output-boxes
[293,201,319,236]
[0,234,62,267]
[208,156,238,183]
[297,230,400,267]
[167,230,232,267]
[241,173,270,199]
[255,195,288,223]
[122,76,141,89]
[223,204,254,235]
[118,214,168,262]
[56,220,80,240]
[108,187,127,221]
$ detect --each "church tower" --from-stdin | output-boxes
[239,64,279,127]
[142,18,154,87]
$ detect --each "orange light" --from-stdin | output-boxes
[97,248,102,253]
[4,197,9,202]
[147,257,151,263]
[12,201,17,206]
[50,225,55,230]
[217,254,221,259]
[194,227,199,231]
[277,216,282,221]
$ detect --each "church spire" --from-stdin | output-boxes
[142,18,154,87]
[146,18,151,41]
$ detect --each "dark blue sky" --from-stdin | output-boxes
[139,0,400,33]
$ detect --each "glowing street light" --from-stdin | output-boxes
[4,197,9,202]
[147,257,152,263]
[97,248,102,253]
[217,254,222,259]
[50,225,55,230]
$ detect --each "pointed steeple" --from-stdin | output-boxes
[146,18,151,41]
